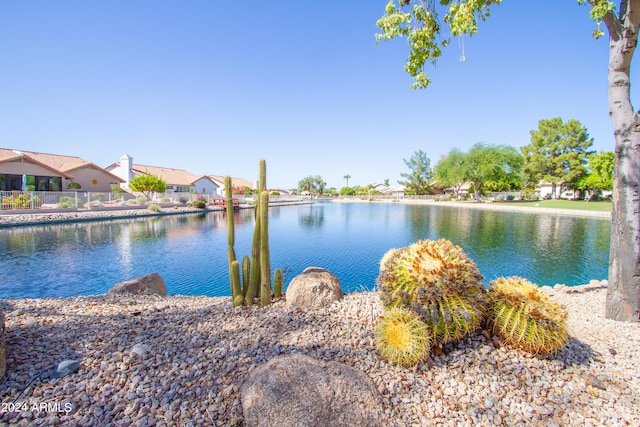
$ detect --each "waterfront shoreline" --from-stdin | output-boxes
[0,199,611,228]
[0,282,638,426]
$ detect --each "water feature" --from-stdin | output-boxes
[0,203,611,299]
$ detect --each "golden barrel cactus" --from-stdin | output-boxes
[487,276,568,355]
[375,307,432,366]
[377,238,486,345]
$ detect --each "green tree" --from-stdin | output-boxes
[522,117,594,199]
[435,148,467,198]
[340,187,356,196]
[577,150,615,197]
[298,175,326,195]
[343,174,351,187]
[464,144,523,202]
[129,173,167,198]
[376,0,640,321]
[398,149,434,195]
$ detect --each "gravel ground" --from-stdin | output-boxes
[1,281,638,426]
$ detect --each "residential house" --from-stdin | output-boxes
[0,148,123,192]
[106,155,221,195]
[371,183,406,197]
[210,175,256,195]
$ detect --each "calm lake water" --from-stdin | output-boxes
[0,203,611,300]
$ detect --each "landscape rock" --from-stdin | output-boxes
[285,267,343,309]
[131,343,151,357]
[108,273,167,296]
[50,359,80,379]
[241,353,384,427]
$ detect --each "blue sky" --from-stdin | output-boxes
[1,1,634,190]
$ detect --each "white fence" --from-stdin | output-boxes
[0,190,309,211]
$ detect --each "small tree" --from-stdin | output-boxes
[577,151,615,198]
[129,173,167,199]
[522,117,594,199]
[298,175,326,195]
[399,149,434,195]
[464,144,523,202]
[435,149,466,198]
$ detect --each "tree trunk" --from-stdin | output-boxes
[605,3,640,321]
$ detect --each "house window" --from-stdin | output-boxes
[1,174,23,191]
[0,175,62,191]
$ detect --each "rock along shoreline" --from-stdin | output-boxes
[0,282,639,426]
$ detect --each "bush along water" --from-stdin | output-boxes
[378,239,486,349]
[486,276,568,355]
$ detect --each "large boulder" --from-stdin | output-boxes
[286,267,343,309]
[241,354,384,427]
[108,273,167,296]
[0,311,5,379]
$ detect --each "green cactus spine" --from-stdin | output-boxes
[259,190,271,307]
[377,238,486,345]
[231,260,243,306]
[242,255,251,297]
[246,160,266,305]
[487,276,568,355]
[375,307,432,366]
[273,268,283,299]
[258,159,266,194]
[246,206,261,304]
[224,176,239,302]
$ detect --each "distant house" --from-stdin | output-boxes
[371,184,406,197]
[106,155,221,195]
[0,148,123,192]
[210,175,256,195]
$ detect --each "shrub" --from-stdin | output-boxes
[5,193,41,209]
[506,194,515,201]
[160,197,170,203]
[179,196,189,204]
[58,195,76,209]
[192,199,207,209]
[136,196,147,205]
[148,204,161,212]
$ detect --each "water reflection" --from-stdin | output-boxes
[0,204,610,299]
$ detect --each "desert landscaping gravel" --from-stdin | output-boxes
[1,281,638,426]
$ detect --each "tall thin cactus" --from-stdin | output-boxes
[259,190,271,306]
[274,268,283,299]
[231,260,242,307]
[242,255,251,297]
[225,159,280,307]
[225,176,241,304]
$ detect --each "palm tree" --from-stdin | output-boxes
[343,174,351,187]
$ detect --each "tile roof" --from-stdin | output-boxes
[0,148,123,182]
[209,175,255,189]
[0,148,75,179]
[132,164,208,186]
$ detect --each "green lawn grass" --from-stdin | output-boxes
[496,199,612,212]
